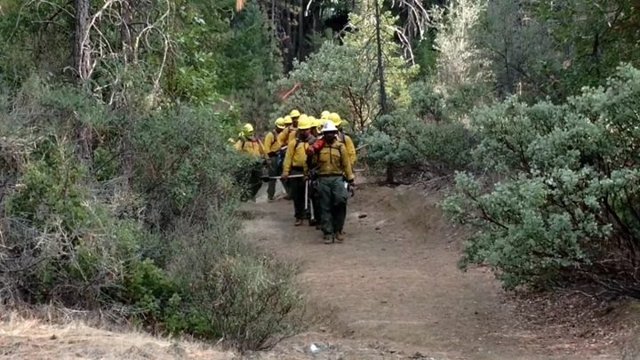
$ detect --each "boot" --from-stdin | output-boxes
[335,231,345,243]
[295,219,304,226]
[309,218,317,226]
[323,234,334,244]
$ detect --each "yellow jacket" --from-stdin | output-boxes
[263,131,281,156]
[283,138,309,175]
[279,127,298,145]
[235,138,265,158]
[339,132,357,166]
[315,142,354,181]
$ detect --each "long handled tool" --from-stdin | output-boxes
[305,179,316,223]
[260,174,305,181]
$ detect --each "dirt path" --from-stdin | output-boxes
[243,183,623,360]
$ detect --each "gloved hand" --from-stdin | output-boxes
[347,180,356,197]
[281,173,289,181]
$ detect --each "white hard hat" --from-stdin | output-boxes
[322,121,339,133]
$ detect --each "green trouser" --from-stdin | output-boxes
[241,163,263,201]
[317,176,348,236]
[288,170,307,219]
[267,157,280,200]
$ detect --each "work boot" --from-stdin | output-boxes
[323,234,334,244]
[295,219,304,226]
[309,218,317,226]
[335,232,345,243]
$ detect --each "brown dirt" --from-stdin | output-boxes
[243,182,633,360]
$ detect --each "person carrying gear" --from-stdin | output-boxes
[278,115,294,199]
[234,123,267,201]
[313,121,355,244]
[306,118,325,227]
[282,116,313,226]
[264,118,286,201]
[328,112,357,167]
[285,109,302,143]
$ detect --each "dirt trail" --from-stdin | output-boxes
[244,183,623,360]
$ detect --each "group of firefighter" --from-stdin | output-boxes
[233,109,356,244]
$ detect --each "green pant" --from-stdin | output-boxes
[317,176,348,236]
[267,158,281,200]
[288,171,307,219]
[240,163,263,201]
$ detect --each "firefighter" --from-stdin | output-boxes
[264,118,286,201]
[234,123,266,201]
[314,121,355,244]
[281,116,313,225]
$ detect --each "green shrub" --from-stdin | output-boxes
[166,207,303,350]
[443,65,640,296]
[364,108,477,177]
[0,77,303,350]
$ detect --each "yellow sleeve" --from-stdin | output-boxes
[234,140,243,152]
[282,139,296,176]
[302,143,309,174]
[340,144,355,181]
[263,132,274,154]
[278,128,289,146]
[345,135,357,166]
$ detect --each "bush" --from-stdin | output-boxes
[0,77,303,350]
[168,219,302,350]
[443,65,640,296]
[364,106,477,180]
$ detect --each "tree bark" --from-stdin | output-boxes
[120,0,133,62]
[73,0,91,83]
[374,0,388,114]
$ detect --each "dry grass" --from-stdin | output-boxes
[0,312,236,360]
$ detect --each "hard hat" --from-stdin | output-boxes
[228,138,236,144]
[242,123,254,136]
[289,109,301,118]
[322,121,339,133]
[298,115,313,130]
[316,119,327,130]
[283,115,293,125]
[321,111,330,119]
[275,117,286,129]
[328,112,342,126]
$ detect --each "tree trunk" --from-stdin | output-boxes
[73,0,91,83]
[374,0,388,114]
[120,0,133,62]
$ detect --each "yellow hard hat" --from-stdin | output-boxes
[321,111,330,119]
[275,117,286,129]
[289,109,301,118]
[242,123,254,136]
[283,115,293,125]
[328,112,342,126]
[228,138,236,144]
[297,115,313,130]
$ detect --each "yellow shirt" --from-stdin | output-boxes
[235,138,265,158]
[283,138,309,175]
[263,131,281,155]
[339,133,357,166]
[315,142,354,181]
[277,128,289,148]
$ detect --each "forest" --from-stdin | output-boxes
[1,0,640,354]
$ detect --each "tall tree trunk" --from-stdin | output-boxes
[298,0,305,60]
[374,0,387,114]
[73,0,91,83]
[120,0,133,63]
